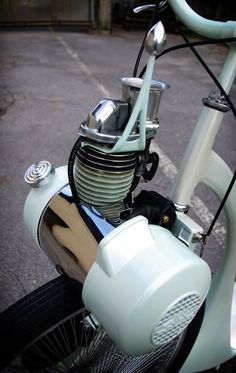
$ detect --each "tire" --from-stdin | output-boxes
[0,274,87,371]
[0,273,185,373]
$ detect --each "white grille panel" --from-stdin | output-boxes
[152,293,201,345]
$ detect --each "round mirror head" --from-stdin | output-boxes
[145,21,166,56]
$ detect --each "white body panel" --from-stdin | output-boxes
[83,216,211,356]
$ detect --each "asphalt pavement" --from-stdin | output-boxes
[0,27,236,372]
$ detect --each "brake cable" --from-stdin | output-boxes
[175,22,236,126]
[138,36,236,78]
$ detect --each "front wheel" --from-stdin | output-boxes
[0,274,184,372]
[0,274,92,371]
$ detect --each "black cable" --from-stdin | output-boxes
[175,23,236,120]
[67,136,103,243]
[138,17,236,244]
[204,170,236,244]
[138,37,236,79]
[133,5,159,77]
[133,0,170,77]
[68,136,83,208]
[174,23,236,244]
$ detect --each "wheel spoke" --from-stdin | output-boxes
[1,289,183,373]
[24,337,68,371]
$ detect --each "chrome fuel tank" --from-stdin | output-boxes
[24,165,114,283]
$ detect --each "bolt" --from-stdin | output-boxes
[162,215,169,224]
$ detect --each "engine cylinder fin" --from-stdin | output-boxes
[74,175,133,193]
[75,161,134,182]
[77,154,137,172]
[74,145,137,223]
[77,147,137,172]
[79,146,137,162]
[95,202,126,225]
[76,188,129,204]
[74,176,132,195]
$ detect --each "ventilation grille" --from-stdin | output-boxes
[152,293,201,346]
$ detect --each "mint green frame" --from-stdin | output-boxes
[167,1,236,371]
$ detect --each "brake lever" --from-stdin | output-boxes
[133,1,168,14]
[133,5,156,14]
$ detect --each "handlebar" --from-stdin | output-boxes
[168,0,236,39]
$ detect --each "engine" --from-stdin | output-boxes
[70,77,169,225]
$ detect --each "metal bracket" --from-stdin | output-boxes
[171,211,204,251]
[202,89,230,113]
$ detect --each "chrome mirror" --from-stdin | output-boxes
[145,21,166,56]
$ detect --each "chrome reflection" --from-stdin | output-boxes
[39,185,114,283]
